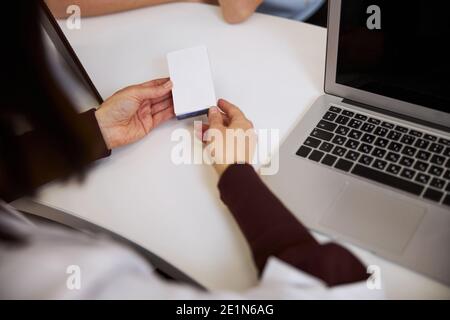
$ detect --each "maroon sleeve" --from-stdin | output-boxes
[218,163,368,287]
[1,109,110,202]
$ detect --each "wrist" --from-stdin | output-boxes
[94,109,113,150]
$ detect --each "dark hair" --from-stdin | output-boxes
[0,2,93,202]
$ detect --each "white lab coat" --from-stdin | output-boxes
[0,202,384,299]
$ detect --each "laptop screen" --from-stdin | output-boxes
[336,0,450,115]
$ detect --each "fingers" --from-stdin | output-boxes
[133,79,173,100]
[151,91,172,105]
[208,106,224,128]
[217,99,245,121]
[140,77,170,87]
[152,106,175,128]
[151,97,173,115]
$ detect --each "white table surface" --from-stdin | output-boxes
[17,3,450,298]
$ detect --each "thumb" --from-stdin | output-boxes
[208,106,224,128]
[133,80,173,100]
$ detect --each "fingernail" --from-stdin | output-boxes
[163,80,173,88]
[210,106,218,113]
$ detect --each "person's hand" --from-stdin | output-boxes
[217,0,263,24]
[95,78,174,149]
[202,99,257,176]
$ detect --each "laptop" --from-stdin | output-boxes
[262,0,450,285]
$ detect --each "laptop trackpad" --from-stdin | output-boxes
[319,183,426,255]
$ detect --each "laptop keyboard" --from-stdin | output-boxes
[296,105,450,207]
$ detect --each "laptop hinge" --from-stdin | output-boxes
[342,98,450,133]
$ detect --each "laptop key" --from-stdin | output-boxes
[374,127,389,137]
[372,159,388,171]
[409,130,423,138]
[431,155,445,166]
[416,151,431,161]
[352,164,424,196]
[402,146,417,157]
[304,137,321,148]
[429,143,444,154]
[381,122,395,129]
[429,165,444,177]
[400,135,416,145]
[311,128,334,141]
[336,125,350,136]
[345,139,360,150]
[415,139,430,149]
[319,142,334,153]
[361,123,376,133]
[359,155,374,166]
[335,159,354,172]
[374,138,389,148]
[345,150,360,161]
[443,147,450,157]
[400,168,416,180]
[296,146,312,158]
[446,159,450,169]
[361,133,376,143]
[368,118,381,125]
[335,115,350,125]
[355,114,368,121]
[415,173,431,185]
[439,138,450,146]
[332,146,347,157]
[359,144,373,154]
[430,178,446,190]
[423,188,443,202]
[414,161,429,172]
[447,183,450,192]
[342,110,354,117]
[329,106,341,113]
[317,120,338,132]
[399,156,414,167]
[332,135,347,145]
[387,131,402,141]
[372,148,387,159]
[444,170,450,180]
[395,126,408,133]
[386,152,400,163]
[424,134,438,142]
[348,129,363,140]
[348,119,362,129]
[309,150,325,162]
[388,142,403,152]
[323,112,338,122]
[321,154,338,166]
[386,164,401,175]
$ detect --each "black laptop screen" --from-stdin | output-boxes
[336,0,450,114]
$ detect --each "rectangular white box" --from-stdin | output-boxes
[167,46,217,119]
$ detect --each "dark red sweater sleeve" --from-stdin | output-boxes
[218,164,368,287]
[1,109,110,202]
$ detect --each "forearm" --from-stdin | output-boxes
[218,164,368,286]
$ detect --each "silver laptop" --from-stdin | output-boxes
[262,0,450,285]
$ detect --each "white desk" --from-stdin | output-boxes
[14,3,450,298]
